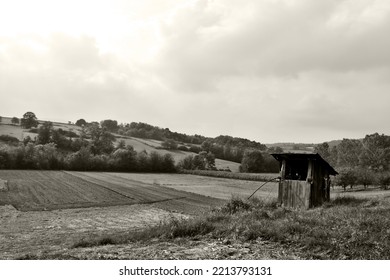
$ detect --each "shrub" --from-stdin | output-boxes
[220,197,251,214]
[161,139,178,150]
[0,147,11,169]
[0,135,19,144]
[189,145,201,154]
[178,145,189,152]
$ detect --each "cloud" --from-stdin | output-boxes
[1,0,390,143]
[153,0,390,92]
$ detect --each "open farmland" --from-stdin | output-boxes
[0,170,278,259]
[0,170,229,259]
[104,172,279,200]
[1,170,390,259]
[0,170,224,213]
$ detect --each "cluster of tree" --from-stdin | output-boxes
[74,118,273,167]
[199,136,268,164]
[213,135,267,150]
[199,141,245,163]
[0,112,176,172]
[239,150,279,173]
[315,133,390,171]
[313,133,390,190]
[0,142,176,172]
[117,122,206,144]
[334,168,390,191]
[32,121,117,155]
[11,117,20,125]
[177,151,216,171]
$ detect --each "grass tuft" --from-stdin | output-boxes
[219,197,252,214]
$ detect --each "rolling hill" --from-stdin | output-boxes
[0,118,241,172]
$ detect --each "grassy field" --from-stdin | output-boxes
[2,170,390,259]
[0,121,80,141]
[108,172,279,200]
[0,124,33,141]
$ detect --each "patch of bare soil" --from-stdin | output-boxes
[0,204,187,259]
[22,237,304,260]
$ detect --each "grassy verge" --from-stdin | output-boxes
[72,196,390,259]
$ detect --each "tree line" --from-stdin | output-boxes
[1,113,282,174]
[74,117,277,172]
[0,113,176,172]
[314,133,390,189]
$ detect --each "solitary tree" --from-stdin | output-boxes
[335,168,358,191]
[75,119,87,127]
[21,112,38,129]
[11,117,20,125]
[100,119,118,132]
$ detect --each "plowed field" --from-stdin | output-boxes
[0,170,275,259]
[0,170,225,212]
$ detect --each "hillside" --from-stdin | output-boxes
[0,119,241,172]
[115,135,240,172]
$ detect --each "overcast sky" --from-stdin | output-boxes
[1,0,390,143]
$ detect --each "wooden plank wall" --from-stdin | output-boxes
[310,162,328,207]
[278,180,311,209]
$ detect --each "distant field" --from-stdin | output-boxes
[0,170,225,213]
[0,120,80,140]
[0,124,31,141]
[0,170,279,213]
[106,172,279,200]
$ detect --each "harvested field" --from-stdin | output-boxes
[0,170,228,259]
[107,172,279,200]
[0,170,224,213]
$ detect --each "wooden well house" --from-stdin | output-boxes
[271,153,338,209]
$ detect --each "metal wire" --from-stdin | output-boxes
[247,176,280,200]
